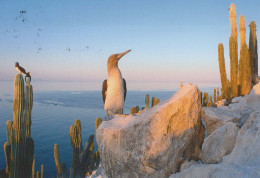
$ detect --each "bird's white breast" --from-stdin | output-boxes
[104,69,124,113]
[15,67,21,73]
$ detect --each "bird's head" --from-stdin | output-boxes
[107,50,131,70]
[15,62,19,67]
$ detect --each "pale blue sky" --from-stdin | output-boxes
[0,0,259,83]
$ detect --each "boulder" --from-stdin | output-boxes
[169,163,259,178]
[180,160,198,172]
[170,111,260,178]
[223,111,260,166]
[216,99,229,107]
[199,122,239,163]
[96,84,204,178]
[201,107,240,136]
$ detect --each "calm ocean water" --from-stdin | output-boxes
[0,81,220,177]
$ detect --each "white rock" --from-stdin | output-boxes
[180,160,198,172]
[249,82,260,96]
[201,107,240,136]
[216,99,229,107]
[231,96,245,103]
[169,163,259,178]
[97,84,204,177]
[170,110,260,178]
[199,122,239,163]
[224,111,260,166]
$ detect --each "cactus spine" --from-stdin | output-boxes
[249,21,258,84]
[218,44,230,100]
[3,74,34,178]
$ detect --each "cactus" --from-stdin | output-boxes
[213,89,216,103]
[151,97,160,107]
[3,74,34,178]
[54,120,96,178]
[218,43,230,100]
[216,88,220,101]
[136,105,139,113]
[229,36,238,98]
[229,4,237,38]
[145,94,149,109]
[130,107,136,114]
[95,117,102,130]
[40,165,44,178]
[32,157,35,178]
[239,43,252,95]
[209,96,213,107]
[239,16,246,47]
[180,81,183,89]
[54,144,68,178]
[249,21,258,84]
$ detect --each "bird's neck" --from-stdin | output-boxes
[108,67,122,78]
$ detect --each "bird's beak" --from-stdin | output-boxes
[118,50,131,60]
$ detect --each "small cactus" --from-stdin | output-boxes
[130,107,136,114]
[145,94,149,109]
[180,81,183,89]
[213,89,216,103]
[151,97,160,107]
[95,117,102,130]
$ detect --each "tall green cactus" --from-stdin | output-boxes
[249,21,258,84]
[218,43,230,100]
[54,119,97,178]
[3,74,34,178]
[239,16,246,48]
[229,3,238,99]
[229,36,238,98]
[239,43,252,95]
[229,4,237,39]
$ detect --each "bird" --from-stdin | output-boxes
[25,72,32,82]
[102,50,131,115]
[15,62,27,74]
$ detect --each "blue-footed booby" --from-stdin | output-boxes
[102,50,131,115]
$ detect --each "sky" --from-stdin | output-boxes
[0,0,260,84]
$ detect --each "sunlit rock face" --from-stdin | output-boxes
[199,122,239,164]
[170,82,260,178]
[170,111,260,178]
[201,107,241,136]
[96,84,204,177]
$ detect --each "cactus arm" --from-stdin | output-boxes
[145,94,149,109]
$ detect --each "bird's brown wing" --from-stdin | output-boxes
[123,78,127,101]
[102,79,107,103]
[20,66,26,74]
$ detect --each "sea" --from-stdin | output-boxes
[0,81,220,177]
